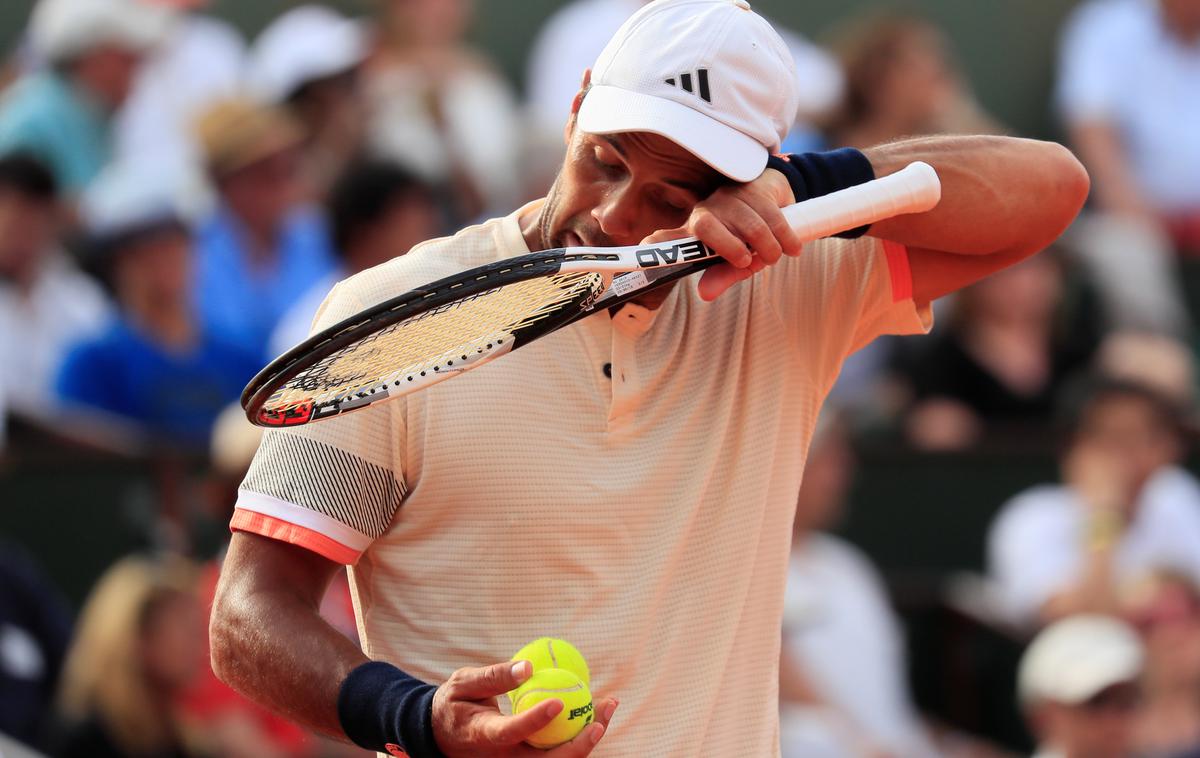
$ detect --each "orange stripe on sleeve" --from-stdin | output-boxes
[882,239,913,303]
[231,509,362,565]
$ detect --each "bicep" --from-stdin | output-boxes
[216,531,342,613]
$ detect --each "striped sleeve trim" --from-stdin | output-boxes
[231,505,364,565]
[882,240,912,302]
[241,432,404,539]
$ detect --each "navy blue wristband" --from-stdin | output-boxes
[766,148,876,238]
[337,661,443,758]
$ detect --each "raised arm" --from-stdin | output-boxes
[864,135,1090,304]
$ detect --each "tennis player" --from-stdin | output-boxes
[210,1,1089,756]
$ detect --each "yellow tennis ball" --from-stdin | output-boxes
[511,637,590,687]
[511,668,594,749]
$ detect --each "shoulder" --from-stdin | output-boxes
[0,76,57,133]
[61,322,131,365]
[990,483,1076,541]
[1144,466,1200,517]
[331,209,531,314]
[806,533,886,588]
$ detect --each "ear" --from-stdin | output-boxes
[565,68,593,145]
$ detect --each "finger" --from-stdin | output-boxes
[725,198,783,266]
[480,698,564,746]
[542,699,617,756]
[740,189,804,257]
[691,208,752,268]
[698,261,755,301]
[639,228,686,246]
[447,660,532,700]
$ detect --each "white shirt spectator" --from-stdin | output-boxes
[114,13,246,212]
[366,60,523,218]
[989,466,1200,625]
[1057,0,1200,212]
[267,269,341,359]
[526,0,842,142]
[0,253,112,422]
[781,533,938,758]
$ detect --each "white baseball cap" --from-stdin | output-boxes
[1018,615,1144,706]
[29,0,175,64]
[249,5,367,104]
[578,0,800,182]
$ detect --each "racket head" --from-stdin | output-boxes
[242,252,606,427]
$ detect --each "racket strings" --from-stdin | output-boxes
[265,272,604,412]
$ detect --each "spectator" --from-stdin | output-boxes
[192,98,336,361]
[365,0,524,222]
[988,379,1200,628]
[0,541,71,752]
[249,5,369,202]
[780,412,938,758]
[896,250,1098,451]
[819,12,1000,413]
[1018,615,1144,758]
[55,554,203,758]
[114,0,247,214]
[0,153,112,428]
[1126,571,1200,757]
[0,0,173,194]
[54,165,261,450]
[269,160,439,356]
[1056,0,1197,335]
[824,12,1000,150]
[1094,331,1197,414]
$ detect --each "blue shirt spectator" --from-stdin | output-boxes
[193,98,337,360]
[195,205,335,360]
[0,72,109,193]
[57,320,259,448]
[0,0,172,193]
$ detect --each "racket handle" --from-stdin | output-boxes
[781,161,941,241]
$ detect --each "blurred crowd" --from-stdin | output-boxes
[0,0,1198,757]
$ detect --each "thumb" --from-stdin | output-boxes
[698,261,756,301]
[450,660,532,700]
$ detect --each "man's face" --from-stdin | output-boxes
[1037,684,1140,758]
[77,45,144,110]
[0,188,56,282]
[539,116,725,252]
[1074,394,1180,500]
[1162,0,1200,39]
[220,147,305,234]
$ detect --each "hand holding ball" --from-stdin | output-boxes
[510,668,594,748]
[509,637,594,748]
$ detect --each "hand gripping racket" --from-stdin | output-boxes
[243,161,941,427]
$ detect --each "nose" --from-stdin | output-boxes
[591,185,641,244]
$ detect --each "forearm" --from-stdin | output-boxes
[211,536,369,738]
[864,135,1090,256]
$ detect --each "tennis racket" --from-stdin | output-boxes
[243,161,941,427]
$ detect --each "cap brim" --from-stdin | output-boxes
[578,84,767,183]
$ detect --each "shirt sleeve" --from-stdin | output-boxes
[762,236,933,393]
[230,281,406,565]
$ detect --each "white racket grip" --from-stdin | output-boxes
[780,161,941,242]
